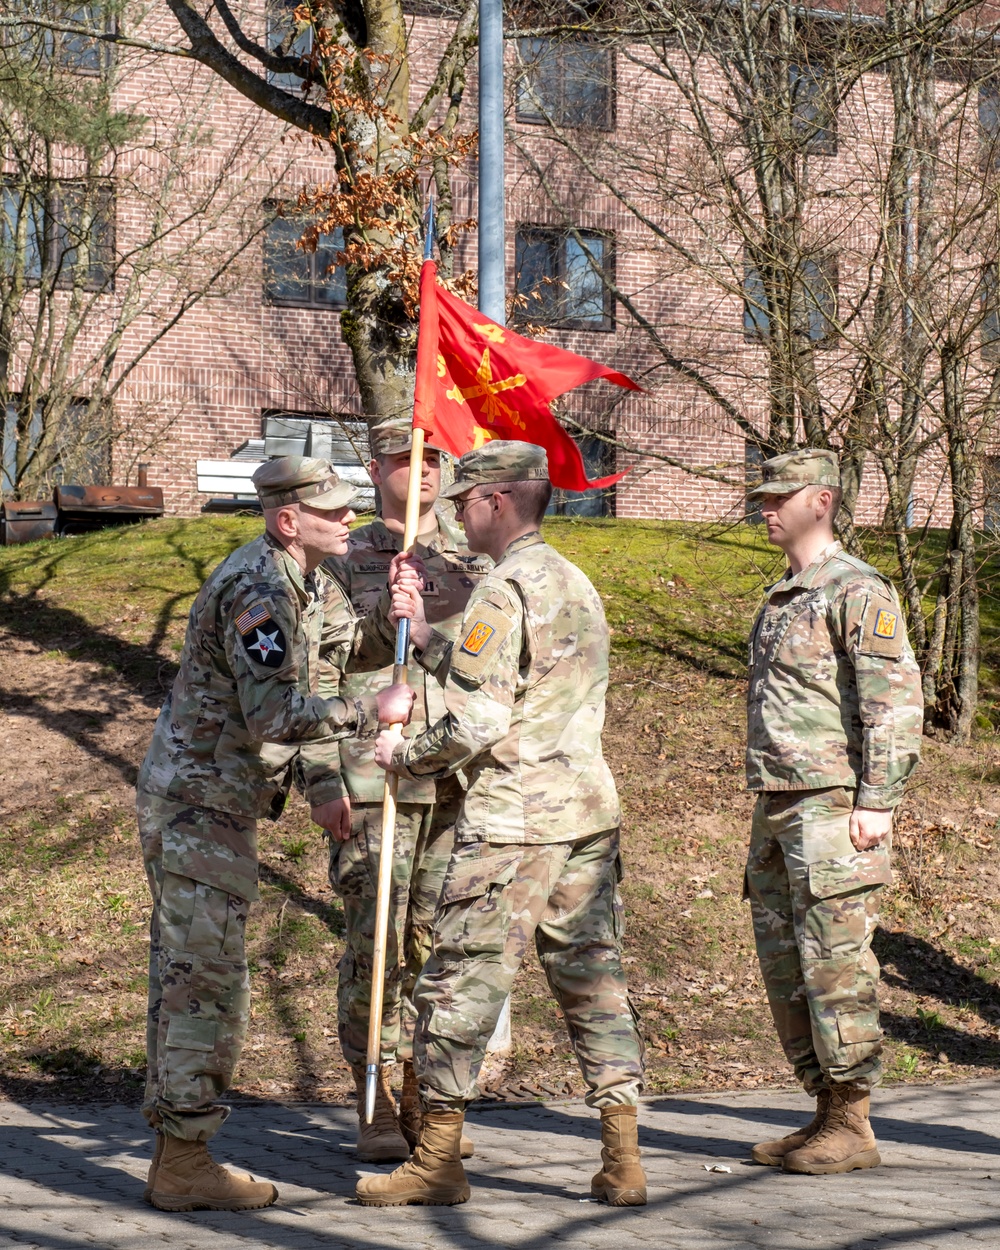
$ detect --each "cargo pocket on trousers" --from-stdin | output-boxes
[804,849,892,960]
[166,1015,217,1053]
[837,1012,882,1045]
[433,850,522,962]
[807,850,893,899]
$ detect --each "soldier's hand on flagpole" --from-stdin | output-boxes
[311,797,352,841]
[376,683,415,728]
[375,728,406,772]
[389,551,426,592]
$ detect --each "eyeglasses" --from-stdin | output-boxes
[454,490,512,516]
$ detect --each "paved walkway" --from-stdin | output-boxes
[0,1081,997,1249]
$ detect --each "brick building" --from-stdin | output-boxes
[5,2,995,525]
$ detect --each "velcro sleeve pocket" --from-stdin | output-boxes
[807,850,892,900]
[165,1016,218,1053]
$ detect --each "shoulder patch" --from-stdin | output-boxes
[234,602,288,669]
[858,590,905,660]
[450,599,517,686]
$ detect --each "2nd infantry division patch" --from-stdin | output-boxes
[235,603,287,669]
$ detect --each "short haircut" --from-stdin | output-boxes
[805,483,843,518]
[499,478,552,526]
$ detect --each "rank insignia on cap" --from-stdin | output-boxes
[873,609,898,639]
[236,603,272,635]
[461,621,495,655]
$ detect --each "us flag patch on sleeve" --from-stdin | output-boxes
[236,603,272,635]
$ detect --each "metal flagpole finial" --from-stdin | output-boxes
[423,194,435,261]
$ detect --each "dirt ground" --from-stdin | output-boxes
[2,594,1000,1111]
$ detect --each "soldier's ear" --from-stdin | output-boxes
[369,457,382,487]
[273,505,300,544]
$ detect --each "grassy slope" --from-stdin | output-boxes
[1,516,1000,1104]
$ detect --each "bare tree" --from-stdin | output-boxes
[0,0,296,497]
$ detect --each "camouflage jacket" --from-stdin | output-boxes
[323,513,492,803]
[746,541,923,808]
[139,532,396,822]
[390,531,621,844]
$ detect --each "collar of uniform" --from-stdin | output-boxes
[771,540,844,596]
[369,513,459,556]
[499,530,544,562]
[263,530,310,602]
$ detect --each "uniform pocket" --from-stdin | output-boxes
[837,1012,882,1044]
[433,850,522,961]
[808,850,893,899]
[166,1015,217,1053]
[328,808,377,898]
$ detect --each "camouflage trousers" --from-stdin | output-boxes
[328,777,461,1069]
[412,828,645,1111]
[746,787,892,1093]
[137,792,253,1142]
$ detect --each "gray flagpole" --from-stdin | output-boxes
[478,0,512,1057]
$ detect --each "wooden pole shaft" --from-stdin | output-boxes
[365,426,425,1124]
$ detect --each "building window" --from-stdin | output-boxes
[2,396,110,493]
[743,256,837,345]
[744,440,765,524]
[516,37,614,130]
[1,181,115,291]
[980,80,1000,166]
[266,0,314,90]
[546,432,616,516]
[263,207,346,309]
[514,227,613,330]
[6,1,112,74]
[983,264,1000,360]
[790,62,837,156]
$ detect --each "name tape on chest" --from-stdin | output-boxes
[234,602,288,669]
[451,599,515,686]
[859,591,904,660]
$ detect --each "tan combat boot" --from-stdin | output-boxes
[399,1061,475,1159]
[783,1084,880,1175]
[352,1065,410,1162]
[590,1105,647,1206]
[356,1110,471,1207]
[143,1125,165,1204]
[751,1089,832,1166]
[149,1135,279,1211]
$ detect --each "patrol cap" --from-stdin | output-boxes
[439,441,549,499]
[746,448,841,500]
[369,417,444,458]
[253,456,357,510]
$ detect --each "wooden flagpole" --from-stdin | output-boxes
[364,201,433,1125]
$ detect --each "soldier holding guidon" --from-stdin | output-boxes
[359,441,647,1209]
[322,417,491,1162]
[744,449,923,1174]
[136,457,416,1212]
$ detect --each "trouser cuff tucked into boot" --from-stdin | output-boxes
[783,1085,880,1175]
[150,1136,278,1212]
[751,1089,832,1166]
[399,1062,475,1158]
[355,1110,471,1207]
[590,1105,647,1207]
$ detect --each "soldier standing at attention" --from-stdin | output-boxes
[359,441,647,1209]
[744,449,923,1174]
[136,457,416,1213]
[323,417,491,1163]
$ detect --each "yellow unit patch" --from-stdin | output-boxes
[462,621,496,655]
[873,609,898,639]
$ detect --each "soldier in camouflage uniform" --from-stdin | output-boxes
[356,442,647,1209]
[323,417,491,1162]
[744,449,923,1175]
[136,457,416,1212]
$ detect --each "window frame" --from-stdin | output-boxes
[545,430,617,517]
[6,1,115,76]
[789,60,838,157]
[265,0,315,90]
[514,225,615,332]
[1,178,115,293]
[516,35,615,132]
[262,204,347,311]
[743,254,838,346]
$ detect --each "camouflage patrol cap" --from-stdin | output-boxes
[439,440,549,499]
[746,448,841,500]
[253,456,358,510]
[369,417,444,458]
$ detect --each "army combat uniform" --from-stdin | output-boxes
[745,455,923,1107]
[324,511,490,1071]
[138,488,396,1146]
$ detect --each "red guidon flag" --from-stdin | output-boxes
[412,260,640,491]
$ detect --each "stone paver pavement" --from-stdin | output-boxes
[0,1080,997,1249]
